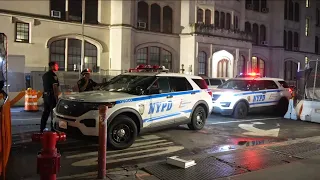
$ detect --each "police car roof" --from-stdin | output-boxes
[124,72,203,79]
[232,77,285,81]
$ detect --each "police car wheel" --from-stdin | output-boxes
[107,115,138,150]
[233,102,248,119]
[188,106,206,130]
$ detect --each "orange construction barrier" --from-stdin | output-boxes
[24,88,39,112]
[0,97,12,179]
[10,91,26,107]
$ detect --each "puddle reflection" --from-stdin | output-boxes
[206,137,296,154]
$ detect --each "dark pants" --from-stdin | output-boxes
[40,94,57,132]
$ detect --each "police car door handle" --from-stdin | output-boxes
[167,95,173,98]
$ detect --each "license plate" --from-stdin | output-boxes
[59,121,67,129]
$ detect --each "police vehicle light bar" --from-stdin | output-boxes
[128,65,169,72]
[236,72,261,78]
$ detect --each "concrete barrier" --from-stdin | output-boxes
[299,99,320,123]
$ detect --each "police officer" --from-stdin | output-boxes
[40,61,59,132]
[77,68,99,92]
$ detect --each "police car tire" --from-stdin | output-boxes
[233,101,248,119]
[107,115,138,150]
[188,106,206,130]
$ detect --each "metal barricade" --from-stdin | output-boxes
[305,59,320,100]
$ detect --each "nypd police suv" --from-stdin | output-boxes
[211,73,292,119]
[53,65,213,150]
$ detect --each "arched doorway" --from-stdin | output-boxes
[217,59,229,77]
[211,50,234,78]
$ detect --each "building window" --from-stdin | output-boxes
[49,38,98,72]
[293,32,299,50]
[136,47,172,70]
[68,0,82,22]
[317,8,320,26]
[284,0,288,19]
[137,2,173,33]
[260,25,266,43]
[288,0,293,20]
[162,49,172,70]
[252,57,265,76]
[234,16,239,30]
[150,4,161,32]
[217,59,229,78]
[316,36,319,54]
[198,51,207,75]
[306,0,309,8]
[220,12,225,29]
[260,0,267,10]
[49,39,66,71]
[245,21,251,33]
[84,42,98,71]
[305,17,310,36]
[284,61,298,80]
[214,11,219,27]
[50,0,66,20]
[252,23,259,45]
[197,8,204,23]
[205,9,211,25]
[163,6,173,33]
[136,47,148,65]
[294,3,300,22]
[85,0,98,24]
[237,55,246,74]
[288,31,293,50]
[67,39,81,71]
[253,0,260,11]
[137,1,149,29]
[284,30,287,49]
[226,13,231,30]
[15,22,29,43]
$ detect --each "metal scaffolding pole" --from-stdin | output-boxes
[80,0,85,79]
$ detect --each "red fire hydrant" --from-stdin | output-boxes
[32,132,66,180]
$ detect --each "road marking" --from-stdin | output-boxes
[71,146,184,166]
[209,117,280,125]
[67,134,184,166]
[66,141,174,158]
[238,122,280,137]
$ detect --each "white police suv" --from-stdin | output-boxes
[211,73,292,119]
[53,65,213,150]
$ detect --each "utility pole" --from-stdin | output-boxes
[80,0,85,78]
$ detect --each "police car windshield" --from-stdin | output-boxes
[217,79,253,91]
[100,75,155,95]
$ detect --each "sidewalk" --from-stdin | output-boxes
[54,136,320,180]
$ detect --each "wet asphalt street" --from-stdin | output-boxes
[7,108,320,179]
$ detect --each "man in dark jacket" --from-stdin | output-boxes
[40,61,59,132]
[77,68,99,92]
